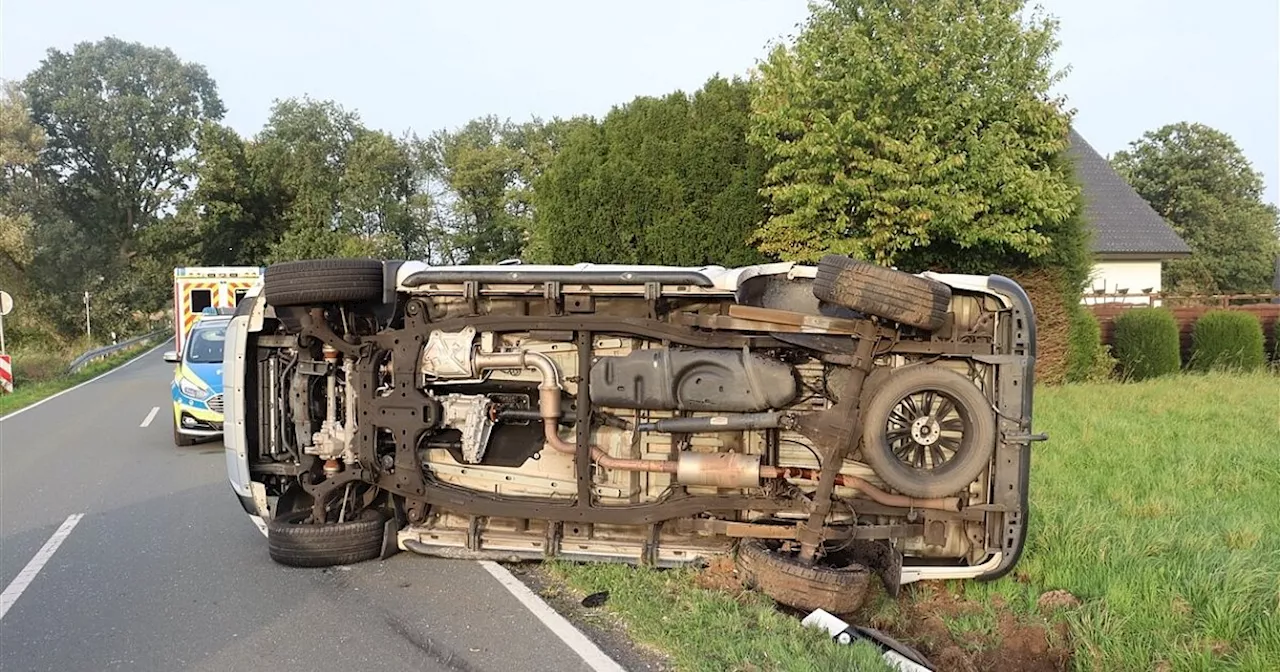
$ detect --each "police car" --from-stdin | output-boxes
[163,309,233,446]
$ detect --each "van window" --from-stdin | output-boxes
[190,289,212,313]
[234,288,248,305]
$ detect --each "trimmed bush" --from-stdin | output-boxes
[1190,310,1265,372]
[1066,308,1114,382]
[1112,308,1181,381]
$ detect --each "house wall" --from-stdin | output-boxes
[1082,260,1162,305]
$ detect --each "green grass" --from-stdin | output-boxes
[545,560,895,672]
[551,372,1280,671]
[943,371,1280,671]
[0,341,159,415]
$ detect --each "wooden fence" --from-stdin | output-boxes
[1086,295,1280,359]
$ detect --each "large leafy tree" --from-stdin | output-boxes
[255,98,361,261]
[23,37,224,262]
[419,116,540,264]
[20,38,224,335]
[532,76,768,266]
[250,98,435,262]
[0,82,44,286]
[748,0,1079,270]
[1111,122,1280,294]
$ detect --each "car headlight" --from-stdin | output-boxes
[180,377,210,401]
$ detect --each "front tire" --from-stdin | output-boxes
[263,259,385,307]
[266,509,386,568]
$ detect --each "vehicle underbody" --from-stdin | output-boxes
[224,257,1041,611]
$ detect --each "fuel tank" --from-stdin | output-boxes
[588,348,798,412]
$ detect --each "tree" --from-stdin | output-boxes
[1111,122,1280,294]
[747,0,1079,270]
[342,129,428,258]
[532,76,768,266]
[23,37,224,262]
[175,122,285,265]
[250,97,445,262]
[20,38,224,336]
[419,117,532,264]
[255,97,361,261]
[0,81,44,285]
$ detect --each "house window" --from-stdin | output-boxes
[190,289,212,313]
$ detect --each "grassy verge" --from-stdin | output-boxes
[0,340,160,416]
[951,371,1279,671]
[549,372,1280,671]
[545,559,894,672]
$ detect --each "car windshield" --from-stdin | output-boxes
[186,325,226,364]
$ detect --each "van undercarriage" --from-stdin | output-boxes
[224,257,1040,612]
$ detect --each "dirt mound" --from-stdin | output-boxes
[692,560,1075,672]
[694,555,748,595]
[856,583,1073,672]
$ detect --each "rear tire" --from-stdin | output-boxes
[812,255,951,332]
[266,509,386,568]
[263,259,385,307]
[736,539,871,614]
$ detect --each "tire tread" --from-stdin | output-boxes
[812,255,951,331]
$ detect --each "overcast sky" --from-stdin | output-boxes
[2,0,1277,205]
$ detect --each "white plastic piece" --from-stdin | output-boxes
[801,609,935,672]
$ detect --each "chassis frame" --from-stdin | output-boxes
[223,260,1040,586]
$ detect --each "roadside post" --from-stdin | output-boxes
[0,290,13,393]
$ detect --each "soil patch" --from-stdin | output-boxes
[693,555,748,595]
[849,582,1074,672]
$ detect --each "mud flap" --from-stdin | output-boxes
[380,517,402,560]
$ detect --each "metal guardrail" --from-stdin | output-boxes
[66,329,170,374]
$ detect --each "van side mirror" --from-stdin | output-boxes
[163,351,180,363]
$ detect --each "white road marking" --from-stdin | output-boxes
[0,514,85,621]
[478,561,627,672]
[0,339,174,423]
[140,406,160,428]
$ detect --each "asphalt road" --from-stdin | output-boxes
[0,347,604,672]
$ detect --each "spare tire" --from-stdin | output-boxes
[264,259,385,307]
[266,509,385,568]
[858,365,996,499]
[812,255,951,332]
[736,539,871,614]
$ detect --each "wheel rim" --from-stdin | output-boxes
[883,388,970,471]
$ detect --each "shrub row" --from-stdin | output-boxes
[1102,307,1269,381]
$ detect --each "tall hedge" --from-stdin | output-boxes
[532,76,767,267]
[1112,308,1181,380]
[1190,310,1265,372]
[1066,308,1114,382]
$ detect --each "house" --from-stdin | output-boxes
[1065,129,1192,304]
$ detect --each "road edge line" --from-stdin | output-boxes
[478,560,628,672]
[0,338,173,423]
[0,513,85,621]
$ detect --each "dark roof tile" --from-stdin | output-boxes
[1066,129,1191,257]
